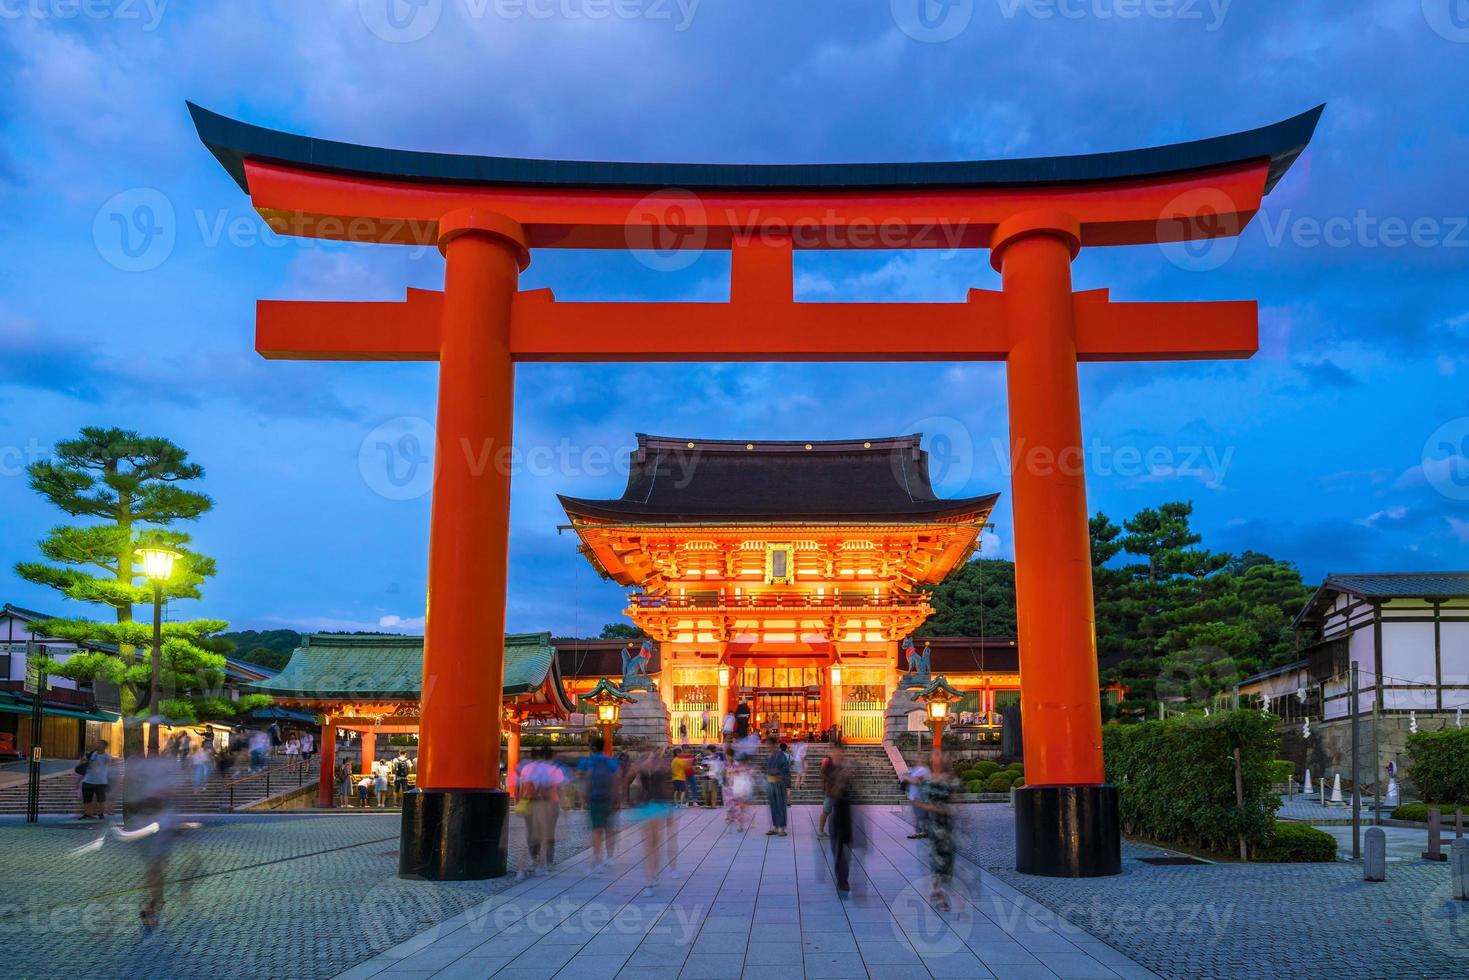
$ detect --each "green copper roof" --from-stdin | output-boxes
[245,632,558,700]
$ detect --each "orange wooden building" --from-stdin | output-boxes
[561,434,997,743]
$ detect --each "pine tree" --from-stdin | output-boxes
[15,427,265,754]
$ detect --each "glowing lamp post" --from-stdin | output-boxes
[916,676,962,773]
[135,547,180,756]
[584,678,632,758]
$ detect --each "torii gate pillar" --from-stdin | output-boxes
[398,210,526,881]
[995,211,1117,876]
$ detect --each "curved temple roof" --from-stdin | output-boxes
[189,101,1321,197]
[559,433,998,524]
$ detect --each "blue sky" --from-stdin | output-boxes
[1,1,1466,638]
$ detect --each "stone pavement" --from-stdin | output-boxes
[0,811,591,980]
[345,803,1159,979]
[950,805,1469,979]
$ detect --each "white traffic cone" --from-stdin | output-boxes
[1330,772,1344,805]
[1303,769,1313,795]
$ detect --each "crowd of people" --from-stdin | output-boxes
[333,749,415,808]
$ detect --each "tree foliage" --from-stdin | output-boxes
[16,427,262,741]
[921,501,1315,713]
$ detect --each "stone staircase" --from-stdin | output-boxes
[0,755,316,815]
[738,743,907,804]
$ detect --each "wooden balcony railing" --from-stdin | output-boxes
[628,592,928,611]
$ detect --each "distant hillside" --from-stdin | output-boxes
[219,629,303,671]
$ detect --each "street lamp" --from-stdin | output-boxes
[135,547,179,756]
[584,678,633,757]
[915,675,962,773]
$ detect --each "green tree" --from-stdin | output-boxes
[15,428,262,753]
[918,558,1017,637]
[599,622,645,640]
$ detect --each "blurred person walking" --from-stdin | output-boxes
[578,745,621,873]
[189,742,211,793]
[764,741,791,836]
[635,749,679,895]
[904,762,931,839]
[825,742,854,893]
[919,756,958,911]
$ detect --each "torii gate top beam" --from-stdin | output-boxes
[189,102,1320,251]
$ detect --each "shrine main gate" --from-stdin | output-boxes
[191,102,1320,880]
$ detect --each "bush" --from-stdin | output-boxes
[964,779,984,795]
[1405,728,1469,805]
[1391,802,1466,823]
[1011,777,1025,788]
[1005,761,1024,773]
[1253,822,1337,863]
[1270,760,1295,785]
[973,761,1000,779]
[987,775,1012,793]
[1104,709,1280,856]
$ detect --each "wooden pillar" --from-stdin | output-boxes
[994,209,1118,877]
[505,715,521,798]
[317,721,336,807]
[416,209,526,791]
[359,730,377,775]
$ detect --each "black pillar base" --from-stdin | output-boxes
[1014,784,1121,877]
[399,788,510,881]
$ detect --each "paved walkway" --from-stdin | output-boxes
[343,804,1158,979]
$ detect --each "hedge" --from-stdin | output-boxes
[1405,728,1469,805]
[1269,760,1295,784]
[987,775,1012,792]
[1253,822,1337,863]
[972,761,1001,779]
[1390,802,1466,823]
[1103,709,1280,856]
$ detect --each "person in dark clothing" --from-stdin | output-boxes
[825,742,854,893]
[733,700,751,739]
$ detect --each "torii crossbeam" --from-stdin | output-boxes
[192,102,1320,881]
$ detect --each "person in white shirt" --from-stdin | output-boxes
[78,741,112,819]
[904,764,931,839]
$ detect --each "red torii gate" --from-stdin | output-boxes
[191,102,1320,880]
